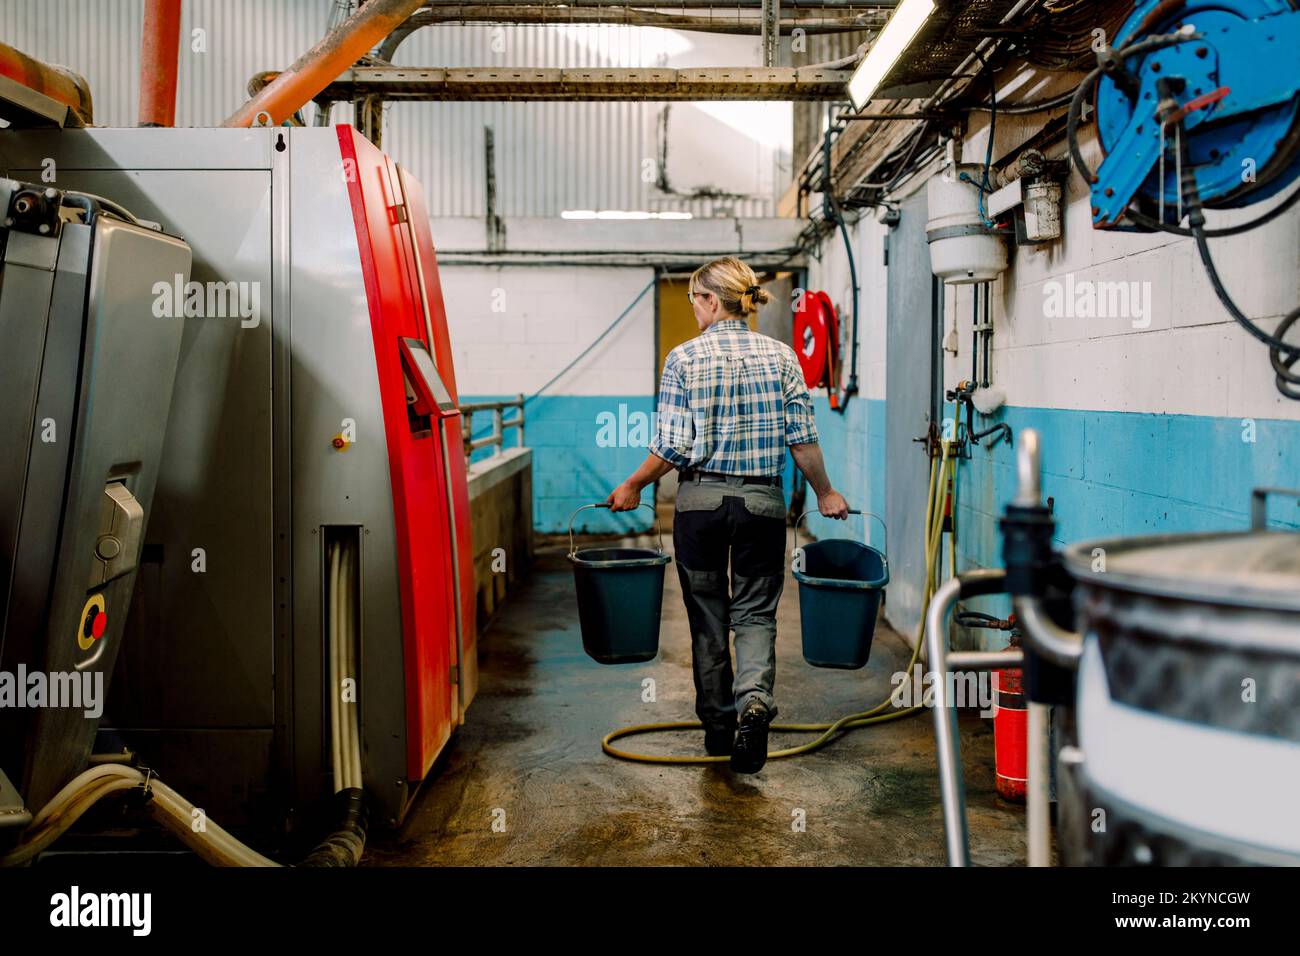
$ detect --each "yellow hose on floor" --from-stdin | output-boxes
[602,443,956,764]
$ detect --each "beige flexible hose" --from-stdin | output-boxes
[4,539,366,867]
[1,764,280,867]
[2,774,140,866]
[341,541,362,791]
[329,540,344,790]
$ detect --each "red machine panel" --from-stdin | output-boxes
[337,126,472,780]
[397,167,478,715]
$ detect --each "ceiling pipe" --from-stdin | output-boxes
[377,1,892,61]
[252,65,856,103]
[222,0,426,128]
[371,6,882,45]
[0,40,93,124]
[138,0,183,127]
[411,0,898,6]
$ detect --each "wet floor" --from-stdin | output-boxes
[364,509,1028,867]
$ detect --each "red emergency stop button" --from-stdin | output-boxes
[77,594,108,651]
[82,605,106,640]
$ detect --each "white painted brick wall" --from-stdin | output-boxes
[941,111,1300,421]
[438,265,656,396]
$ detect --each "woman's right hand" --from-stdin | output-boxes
[606,481,641,512]
[818,489,849,519]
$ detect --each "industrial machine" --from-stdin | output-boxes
[926,430,1300,866]
[0,178,191,821]
[0,125,476,857]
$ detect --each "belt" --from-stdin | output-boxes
[679,469,782,488]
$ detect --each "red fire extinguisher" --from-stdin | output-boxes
[993,634,1027,803]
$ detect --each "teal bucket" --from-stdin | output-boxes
[568,503,671,665]
[792,510,890,669]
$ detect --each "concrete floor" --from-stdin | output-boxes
[365,507,1028,867]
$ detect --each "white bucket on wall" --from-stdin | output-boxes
[925,164,1009,284]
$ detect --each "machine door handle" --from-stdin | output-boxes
[89,481,144,587]
[399,337,458,422]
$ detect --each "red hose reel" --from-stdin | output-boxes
[793,290,843,408]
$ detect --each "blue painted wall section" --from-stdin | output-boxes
[803,399,1300,647]
[947,405,1300,645]
[463,394,656,534]
[470,387,1299,562]
[803,397,888,550]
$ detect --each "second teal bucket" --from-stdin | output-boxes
[792,510,890,669]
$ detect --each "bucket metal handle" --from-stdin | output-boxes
[792,508,888,556]
[567,502,666,557]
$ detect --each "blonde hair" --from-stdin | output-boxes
[690,256,770,317]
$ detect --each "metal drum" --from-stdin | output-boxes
[1057,513,1300,866]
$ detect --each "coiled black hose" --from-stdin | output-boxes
[1066,28,1300,400]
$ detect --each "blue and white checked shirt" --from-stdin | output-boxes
[649,318,819,477]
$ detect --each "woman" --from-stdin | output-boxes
[607,256,848,773]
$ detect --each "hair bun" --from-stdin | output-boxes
[739,284,767,314]
[689,257,767,317]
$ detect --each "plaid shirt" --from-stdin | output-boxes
[649,318,819,477]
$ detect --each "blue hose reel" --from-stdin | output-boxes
[1091,0,1300,228]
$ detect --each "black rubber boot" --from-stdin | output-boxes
[730,700,770,773]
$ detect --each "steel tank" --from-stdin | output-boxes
[1055,498,1300,866]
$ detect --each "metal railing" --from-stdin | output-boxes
[460,394,525,455]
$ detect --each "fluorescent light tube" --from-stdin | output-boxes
[847,0,936,110]
[560,210,695,220]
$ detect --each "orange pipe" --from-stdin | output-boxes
[0,40,93,124]
[138,0,182,127]
[221,0,425,128]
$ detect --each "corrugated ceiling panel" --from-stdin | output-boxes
[2,2,788,217]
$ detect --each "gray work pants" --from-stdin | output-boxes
[673,476,786,729]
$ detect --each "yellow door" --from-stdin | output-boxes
[657,275,758,373]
